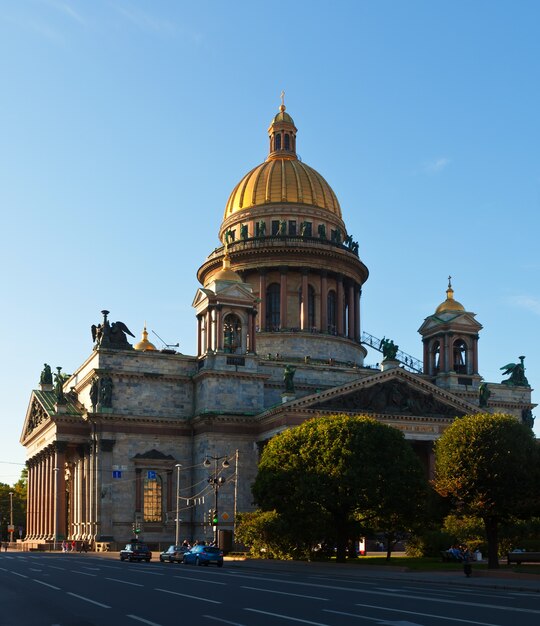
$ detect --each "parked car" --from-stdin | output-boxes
[159,545,187,563]
[183,545,224,567]
[120,542,152,562]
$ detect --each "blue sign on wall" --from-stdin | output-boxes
[147,470,157,480]
[112,470,122,479]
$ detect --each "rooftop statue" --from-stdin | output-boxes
[379,336,399,361]
[91,310,135,350]
[478,382,491,407]
[500,356,529,387]
[54,366,69,405]
[283,364,297,393]
[40,363,53,385]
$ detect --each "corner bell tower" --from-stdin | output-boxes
[418,278,483,391]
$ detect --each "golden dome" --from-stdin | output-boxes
[134,325,157,351]
[435,277,466,314]
[208,251,243,285]
[223,99,342,219]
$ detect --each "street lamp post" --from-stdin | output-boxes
[8,492,13,545]
[203,455,229,546]
[175,464,182,546]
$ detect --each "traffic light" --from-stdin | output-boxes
[212,510,218,525]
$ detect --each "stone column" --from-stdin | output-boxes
[45,450,52,539]
[347,282,355,339]
[205,310,212,352]
[250,309,257,353]
[472,335,479,374]
[337,275,344,336]
[444,335,450,372]
[37,455,44,539]
[55,442,67,542]
[355,286,361,342]
[280,267,288,329]
[258,271,267,331]
[26,461,34,539]
[300,270,308,330]
[216,306,223,351]
[320,271,328,332]
[423,341,430,375]
[99,439,115,540]
[197,315,202,357]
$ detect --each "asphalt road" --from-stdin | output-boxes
[1,553,540,626]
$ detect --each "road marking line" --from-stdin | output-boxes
[33,579,61,590]
[203,616,247,626]
[244,608,331,625]
[66,592,111,608]
[71,570,97,576]
[155,588,221,604]
[105,577,143,587]
[173,575,227,585]
[328,605,501,626]
[47,566,66,570]
[127,615,163,626]
[11,571,28,578]
[241,585,328,601]
[353,589,540,614]
[0,567,8,572]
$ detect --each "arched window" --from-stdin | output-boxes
[143,473,162,523]
[432,340,440,374]
[307,285,315,328]
[275,134,281,150]
[266,283,281,330]
[284,133,290,150]
[223,314,242,353]
[327,290,337,334]
[453,339,467,374]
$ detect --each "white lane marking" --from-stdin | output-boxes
[29,568,43,572]
[33,579,61,590]
[47,565,66,570]
[12,571,28,578]
[0,567,8,572]
[509,592,540,597]
[203,616,247,626]
[354,589,540,615]
[244,608,330,625]
[155,587,221,604]
[71,570,97,577]
[328,606,501,626]
[66,592,111,608]
[173,575,227,585]
[309,575,377,585]
[105,577,143,587]
[127,615,163,626]
[241,585,328,601]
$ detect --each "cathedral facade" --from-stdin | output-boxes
[20,102,535,549]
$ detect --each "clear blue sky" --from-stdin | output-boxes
[1,0,539,484]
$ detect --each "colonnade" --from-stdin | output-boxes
[423,335,479,376]
[257,268,362,342]
[25,439,114,543]
[197,307,257,356]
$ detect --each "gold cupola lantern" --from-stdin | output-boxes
[435,277,466,314]
[134,324,157,352]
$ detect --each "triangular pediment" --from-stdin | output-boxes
[267,368,479,419]
[214,282,255,302]
[418,311,482,335]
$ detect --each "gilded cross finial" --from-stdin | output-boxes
[280,90,286,111]
[448,275,452,289]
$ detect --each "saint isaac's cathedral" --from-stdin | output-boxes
[20,100,535,549]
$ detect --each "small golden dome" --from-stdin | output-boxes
[134,325,157,351]
[223,98,341,219]
[209,251,243,285]
[435,277,466,314]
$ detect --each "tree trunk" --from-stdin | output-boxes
[484,515,499,569]
[334,517,348,563]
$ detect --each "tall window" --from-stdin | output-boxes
[143,474,162,523]
[275,134,281,150]
[453,339,467,374]
[223,314,242,353]
[327,290,337,333]
[432,341,440,373]
[284,133,290,150]
[266,283,281,330]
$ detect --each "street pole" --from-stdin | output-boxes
[9,492,13,544]
[53,468,59,551]
[203,455,229,547]
[175,464,181,545]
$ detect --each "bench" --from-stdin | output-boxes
[507,552,540,565]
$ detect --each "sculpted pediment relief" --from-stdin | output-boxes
[25,397,49,436]
[311,379,466,418]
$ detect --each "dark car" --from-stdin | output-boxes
[120,542,152,562]
[159,545,187,563]
[183,545,224,567]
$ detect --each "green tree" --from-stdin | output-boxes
[252,414,428,562]
[434,413,539,568]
